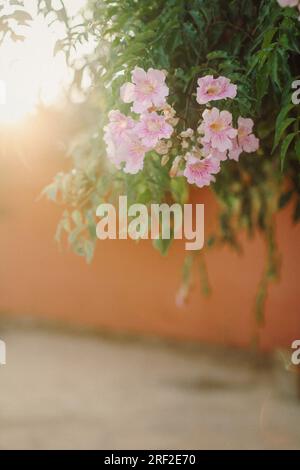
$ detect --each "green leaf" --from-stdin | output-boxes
[273,117,296,152]
[84,240,95,263]
[278,191,292,209]
[153,237,173,256]
[262,28,278,49]
[207,50,229,61]
[71,210,82,226]
[170,177,188,205]
[295,138,300,159]
[12,10,32,23]
[280,133,297,171]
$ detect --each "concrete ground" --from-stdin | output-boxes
[0,325,299,450]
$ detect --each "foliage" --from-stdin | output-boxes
[0,0,32,44]
[4,0,300,320]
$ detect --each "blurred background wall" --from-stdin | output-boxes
[0,110,299,351]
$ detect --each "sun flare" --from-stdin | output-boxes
[0,1,85,124]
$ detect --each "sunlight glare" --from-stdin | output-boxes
[0,0,86,124]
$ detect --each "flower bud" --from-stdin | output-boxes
[161,155,170,166]
[180,128,194,139]
[169,156,182,178]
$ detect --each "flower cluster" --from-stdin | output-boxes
[104,67,259,187]
[104,67,172,174]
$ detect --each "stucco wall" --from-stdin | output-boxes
[0,120,299,350]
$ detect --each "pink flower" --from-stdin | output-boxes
[196,75,237,105]
[105,110,135,142]
[118,132,148,174]
[228,117,259,161]
[104,126,147,174]
[201,141,228,161]
[227,138,242,162]
[103,126,121,168]
[184,153,220,188]
[200,108,237,152]
[277,0,298,7]
[238,118,259,153]
[135,111,173,147]
[120,67,169,114]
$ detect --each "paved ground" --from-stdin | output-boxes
[0,325,299,450]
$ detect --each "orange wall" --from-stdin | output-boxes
[0,119,299,351]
